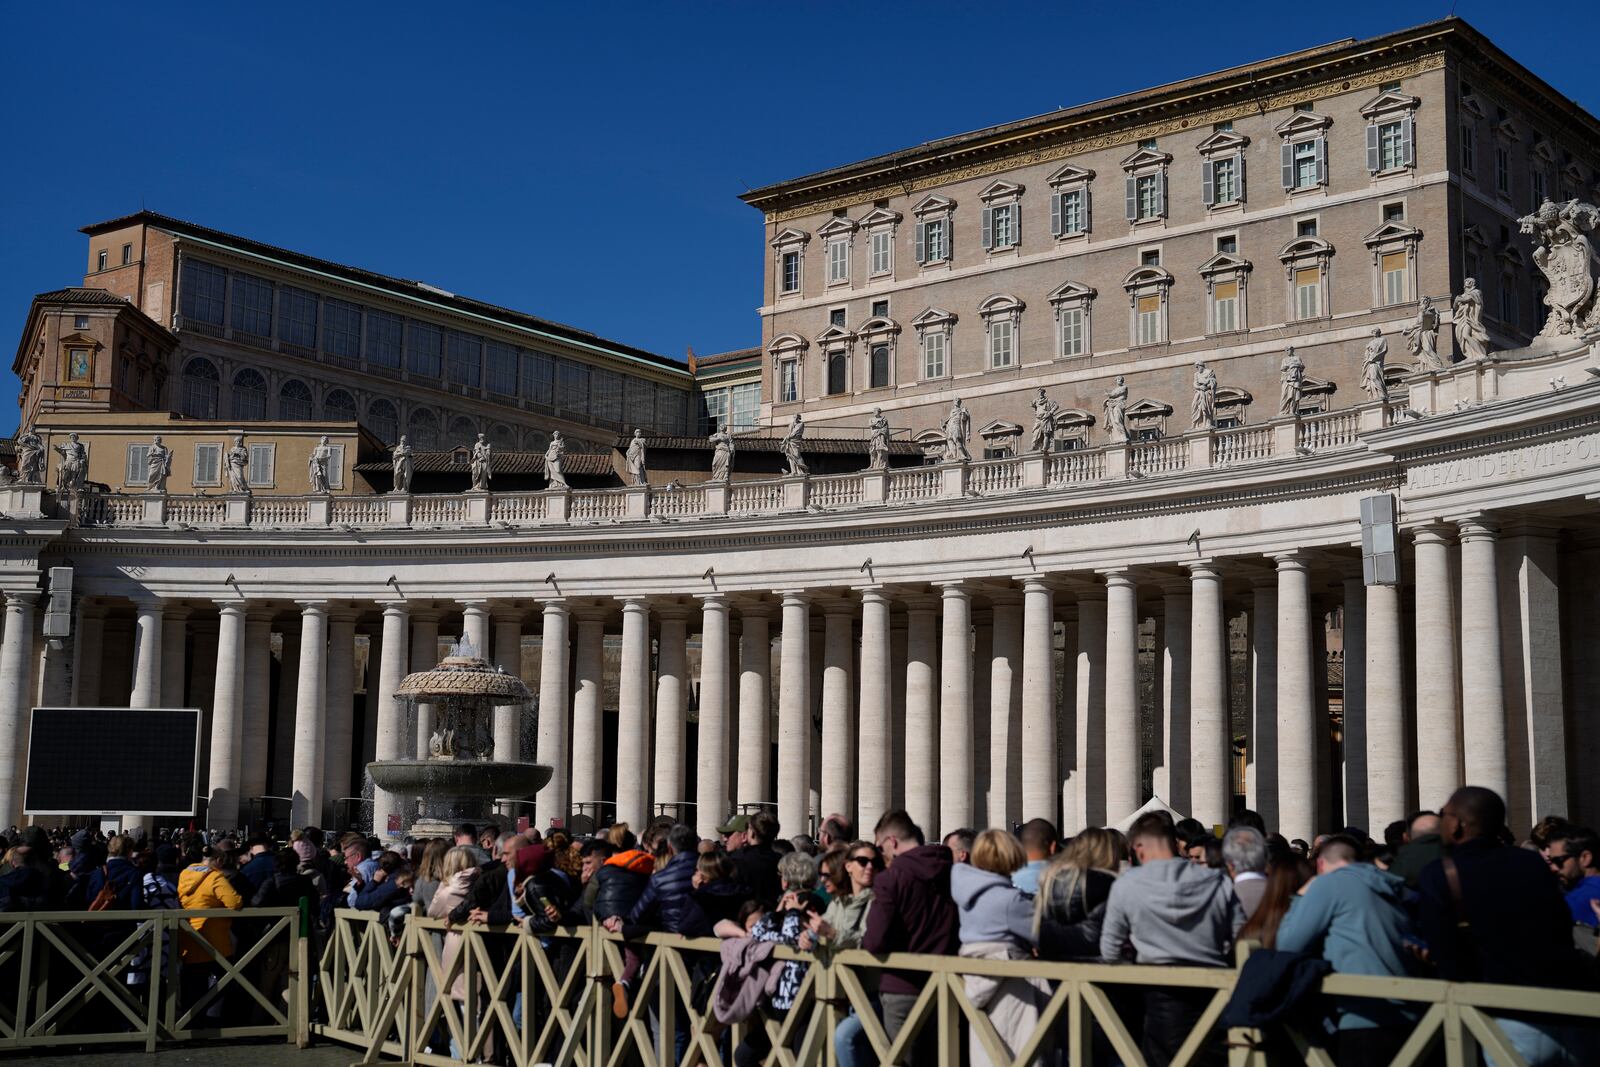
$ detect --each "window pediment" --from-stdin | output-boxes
[1531,139,1557,164]
[1363,222,1422,249]
[1498,245,1526,267]
[816,216,858,239]
[58,332,103,349]
[1300,375,1336,397]
[1459,94,1486,119]
[767,332,808,354]
[1216,386,1252,406]
[978,419,1023,440]
[858,207,902,228]
[913,193,956,217]
[1358,90,1420,119]
[1126,398,1173,418]
[1119,147,1172,172]
[1046,163,1096,187]
[978,294,1025,317]
[1123,265,1174,291]
[911,306,957,330]
[1274,111,1332,138]
[1462,224,1488,248]
[1279,236,1334,262]
[857,316,901,338]
[1197,252,1252,278]
[813,324,855,347]
[1048,279,1097,304]
[1493,117,1520,141]
[1563,161,1588,185]
[1055,407,1096,428]
[1195,130,1250,156]
[771,228,810,250]
[979,179,1025,203]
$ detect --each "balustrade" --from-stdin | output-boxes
[651,484,707,517]
[251,498,310,526]
[1129,436,1189,475]
[1298,409,1360,452]
[488,492,548,523]
[1213,424,1274,466]
[410,495,467,525]
[570,489,627,521]
[1048,448,1106,484]
[166,497,228,526]
[329,496,389,526]
[969,456,1023,494]
[887,466,941,502]
[728,479,784,514]
[809,473,863,507]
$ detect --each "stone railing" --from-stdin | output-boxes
[728,479,784,514]
[968,456,1023,495]
[330,496,390,527]
[1298,409,1361,453]
[650,484,706,518]
[251,498,310,526]
[488,492,548,524]
[809,472,864,508]
[1212,424,1274,466]
[1129,436,1189,475]
[887,466,942,502]
[570,489,628,521]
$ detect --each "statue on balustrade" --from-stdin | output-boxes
[15,428,44,485]
[1404,296,1444,371]
[308,435,333,494]
[1104,377,1129,442]
[1519,198,1600,338]
[1190,362,1218,429]
[781,413,808,477]
[867,408,891,470]
[625,429,648,486]
[53,433,87,493]
[1361,329,1389,401]
[391,436,413,494]
[544,432,568,489]
[470,433,493,491]
[146,436,172,493]
[1452,278,1491,361]
[1279,347,1306,416]
[1029,389,1059,452]
[942,398,971,463]
[226,435,250,495]
[709,423,734,481]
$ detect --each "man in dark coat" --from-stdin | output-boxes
[722,811,782,909]
[610,824,709,939]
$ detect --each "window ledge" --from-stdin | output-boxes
[1206,201,1245,216]
[1206,328,1250,339]
[918,260,951,274]
[1054,231,1090,245]
[825,279,852,290]
[1129,217,1167,230]
[1284,185,1327,200]
[985,245,1021,260]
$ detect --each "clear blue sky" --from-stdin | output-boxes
[0,2,1589,437]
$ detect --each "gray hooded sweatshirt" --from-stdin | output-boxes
[1098,858,1244,966]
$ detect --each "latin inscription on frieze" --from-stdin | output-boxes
[1405,431,1600,493]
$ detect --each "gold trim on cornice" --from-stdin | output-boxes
[765,54,1445,224]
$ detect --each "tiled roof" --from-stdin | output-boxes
[33,287,139,306]
[353,450,613,475]
[694,347,761,367]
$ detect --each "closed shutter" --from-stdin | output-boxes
[1012,203,1020,245]
[981,206,993,250]
[1280,141,1294,188]
[1155,171,1166,217]
[1366,123,1381,172]
[1315,136,1328,185]
[1201,159,1215,206]
[194,444,220,485]
[126,444,148,487]
[1402,114,1415,167]
[914,221,926,264]
[1125,175,1137,220]
[1083,188,1092,231]
[248,444,275,487]
[1051,192,1062,236]
[327,444,345,489]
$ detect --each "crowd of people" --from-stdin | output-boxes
[1,784,1598,1065]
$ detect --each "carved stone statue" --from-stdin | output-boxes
[1104,377,1129,443]
[781,413,808,477]
[1452,278,1491,361]
[625,429,647,486]
[1029,389,1059,452]
[867,408,891,470]
[470,433,492,491]
[1403,297,1444,371]
[942,398,971,463]
[308,435,333,494]
[53,433,87,493]
[391,436,413,494]
[146,435,172,493]
[709,424,734,481]
[1360,328,1389,401]
[428,728,456,759]
[1190,362,1218,430]
[1279,347,1306,416]
[225,435,250,495]
[15,428,44,485]
[543,432,568,489]
[1518,198,1600,338]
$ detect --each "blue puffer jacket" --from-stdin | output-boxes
[85,857,142,910]
[624,851,710,938]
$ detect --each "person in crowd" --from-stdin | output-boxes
[1035,826,1120,961]
[1222,826,1269,918]
[593,830,653,924]
[862,810,958,1063]
[1012,818,1057,894]
[953,829,1050,1067]
[692,849,750,929]
[546,829,581,879]
[411,839,449,914]
[806,840,881,1067]
[341,835,377,905]
[351,850,411,913]
[1389,811,1443,888]
[1101,812,1244,1067]
[734,850,825,1067]
[1237,854,1313,948]
[427,846,482,1008]
[177,846,245,1014]
[606,823,711,1018]
[942,827,976,866]
[251,846,314,908]
[818,815,854,852]
[1290,839,1311,858]
[54,843,74,872]
[1544,826,1600,931]
[1274,835,1416,1059]
[238,835,276,893]
[449,831,525,927]
[85,833,142,910]
[1418,787,1593,1064]
[790,834,818,857]
[451,823,488,866]
[817,845,847,898]
[724,812,783,909]
[1530,816,1572,856]
[143,843,182,909]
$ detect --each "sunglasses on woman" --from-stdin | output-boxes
[847,855,875,867]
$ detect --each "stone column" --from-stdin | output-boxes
[207,602,248,828]
[38,630,70,708]
[1188,562,1229,829]
[1412,525,1462,808]
[857,588,893,825]
[1103,571,1141,826]
[972,610,992,826]
[1019,580,1055,824]
[890,615,908,810]
[1073,589,1108,831]
[240,610,273,808]
[461,601,490,660]
[652,606,689,818]
[1275,553,1316,842]
[291,602,329,828]
[696,595,730,838]
[409,610,440,760]
[570,608,607,824]
[72,601,105,706]
[1341,576,1370,830]
[129,598,164,708]
[936,583,973,836]
[271,623,299,798]
[161,607,191,707]
[1506,528,1567,826]
[736,604,772,810]
[323,609,358,824]
[492,610,525,772]
[1161,586,1192,812]
[534,600,570,830]
[902,595,939,838]
[616,598,652,829]
[0,593,39,822]
[820,601,856,826]
[988,591,1023,830]
[777,592,812,836]
[1365,578,1406,830]
[1250,581,1279,825]
[1457,517,1507,798]
[372,601,410,837]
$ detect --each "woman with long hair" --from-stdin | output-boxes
[1033,826,1121,961]
[1237,856,1314,948]
[952,830,1050,1067]
[412,839,450,914]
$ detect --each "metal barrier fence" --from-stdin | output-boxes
[313,909,1600,1067]
[0,907,309,1053]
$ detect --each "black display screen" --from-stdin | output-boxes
[24,707,199,816]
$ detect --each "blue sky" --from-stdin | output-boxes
[0,2,1589,437]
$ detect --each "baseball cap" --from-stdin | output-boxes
[716,814,749,835]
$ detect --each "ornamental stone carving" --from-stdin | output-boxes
[470,434,492,491]
[1104,377,1129,442]
[1519,198,1600,338]
[15,428,43,485]
[53,433,87,493]
[1453,278,1491,360]
[1029,389,1059,453]
[782,414,808,477]
[1279,347,1306,416]
[709,424,734,481]
[544,432,568,489]
[226,435,250,495]
[1361,329,1389,401]
[308,435,332,494]
[1191,362,1218,430]
[391,436,413,494]
[1404,297,1444,370]
[625,429,647,486]
[868,408,891,470]
[146,436,172,494]
[942,398,971,463]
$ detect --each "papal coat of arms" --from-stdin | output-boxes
[1519,199,1600,338]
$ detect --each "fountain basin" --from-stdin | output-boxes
[368,759,552,838]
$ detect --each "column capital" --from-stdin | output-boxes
[162,604,194,621]
[245,606,275,624]
[538,598,569,614]
[328,607,362,625]
[295,600,330,613]
[1407,521,1457,545]
[859,586,892,607]
[4,590,40,608]
[1101,569,1138,590]
[131,594,166,613]
[655,604,692,623]
[697,593,730,611]
[773,589,809,604]
[216,601,249,619]
[1455,514,1499,541]
[490,609,526,627]
[936,581,971,600]
[1270,550,1313,570]
[822,598,856,617]
[572,604,610,624]
[1185,559,1224,581]
[1018,576,1055,595]
[377,600,410,615]
[620,596,651,613]
[900,592,941,613]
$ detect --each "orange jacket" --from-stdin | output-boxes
[177,863,244,963]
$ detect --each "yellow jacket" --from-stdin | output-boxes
[177,863,244,963]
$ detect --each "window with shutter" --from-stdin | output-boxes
[981,206,993,250]
[914,221,926,263]
[1212,281,1239,333]
[779,360,798,402]
[827,350,847,395]
[1381,251,1409,305]
[781,251,800,293]
[247,444,275,487]
[1135,295,1162,345]
[827,238,848,283]
[326,444,345,490]
[1059,307,1085,356]
[989,319,1014,368]
[1051,193,1062,236]
[194,444,221,486]
[1402,114,1414,167]
[1315,137,1328,185]
[870,230,892,275]
[1281,141,1295,189]
[126,444,150,487]
[1202,160,1215,206]
[1366,123,1381,172]
[1125,175,1137,220]
[870,343,890,388]
[1154,172,1166,217]
[1294,268,1322,318]
[923,331,947,379]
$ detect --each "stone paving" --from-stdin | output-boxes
[8,1040,369,1066]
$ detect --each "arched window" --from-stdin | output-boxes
[524,428,549,452]
[323,388,357,423]
[367,399,399,444]
[489,423,516,450]
[231,368,269,421]
[448,415,479,447]
[180,357,219,419]
[408,408,440,450]
[278,379,313,420]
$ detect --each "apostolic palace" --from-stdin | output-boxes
[2,18,1599,848]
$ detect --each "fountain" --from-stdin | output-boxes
[366,643,551,839]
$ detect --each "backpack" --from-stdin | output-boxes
[87,867,118,911]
